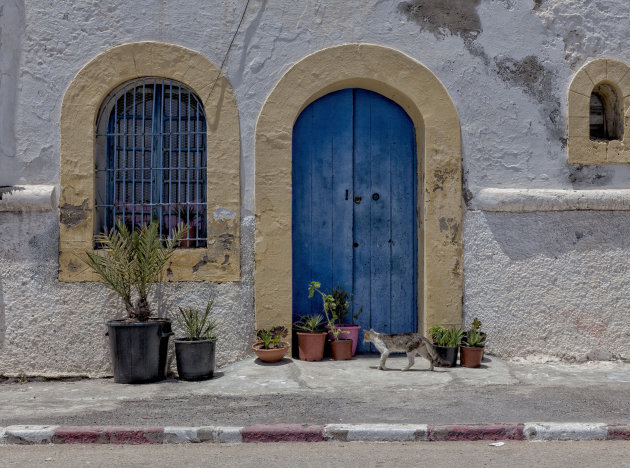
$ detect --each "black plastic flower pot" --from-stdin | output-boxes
[434,345,459,367]
[107,319,174,384]
[174,339,216,381]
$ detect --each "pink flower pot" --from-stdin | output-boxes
[326,324,361,356]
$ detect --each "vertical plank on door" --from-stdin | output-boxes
[331,90,354,299]
[363,90,392,335]
[353,90,373,352]
[390,104,417,334]
[292,105,313,322]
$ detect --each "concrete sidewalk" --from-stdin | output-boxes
[1,354,630,437]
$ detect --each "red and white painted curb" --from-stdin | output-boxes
[1,423,629,445]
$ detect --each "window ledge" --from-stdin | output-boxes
[475,188,630,212]
[0,185,56,212]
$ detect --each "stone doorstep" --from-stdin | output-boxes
[2,423,629,444]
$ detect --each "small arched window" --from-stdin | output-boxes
[589,83,623,141]
[95,78,207,248]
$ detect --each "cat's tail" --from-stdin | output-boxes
[421,337,451,367]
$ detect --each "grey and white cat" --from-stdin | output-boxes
[363,328,450,371]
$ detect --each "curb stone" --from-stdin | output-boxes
[0,423,629,444]
[523,423,608,441]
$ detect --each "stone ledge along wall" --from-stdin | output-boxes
[1,0,630,375]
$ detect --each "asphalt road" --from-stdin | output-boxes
[2,441,630,467]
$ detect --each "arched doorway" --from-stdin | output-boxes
[292,88,417,351]
[255,44,462,340]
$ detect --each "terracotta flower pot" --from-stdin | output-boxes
[297,332,326,361]
[252,341,290,363]
[326,324,361,355]
[330,339,353,361]
[460,346,484,368]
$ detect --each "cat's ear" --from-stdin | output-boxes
[370,328,374,332]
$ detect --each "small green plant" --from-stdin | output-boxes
[175,300,219,341]
[445,327,464,347]
[294,314,325,333]
[331,285,351,323]
[463,317,486,348]
[428,325,463,347]
[330,285,364,324]
[256,326,288,349]
[308,281,349,341]
[428,325,447,345]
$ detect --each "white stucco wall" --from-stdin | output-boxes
[1,0,630,376]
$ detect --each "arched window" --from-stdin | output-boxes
[95,78,207,248]
[589,83,623,141]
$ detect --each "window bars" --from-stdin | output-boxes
[95,78,207,248]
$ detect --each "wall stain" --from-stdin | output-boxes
[431,167,458,192]
[493,55,564,145]
[219,233,234,250]
[439,217,459,244]
[398,0,482,45]
[568,164,611,186]
[192,254,213,273]
[59,199,89,228]
[399,2,565,145]
[0,186,25,201]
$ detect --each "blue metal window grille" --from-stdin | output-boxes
[95,78,207,248]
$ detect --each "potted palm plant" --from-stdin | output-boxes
[294,314,326,361]
[84,221,186,384]
[252,326,290,362]
[460,318,486,368]
[428,325,463,367]
[174,300,219,381]
[308,281,352,360]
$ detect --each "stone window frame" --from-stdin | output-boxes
[59,42,241,282]
[568,58,630,164]
[254,44,463,338]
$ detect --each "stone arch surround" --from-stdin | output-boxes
[59,41,241,282]
[254,44,462,337]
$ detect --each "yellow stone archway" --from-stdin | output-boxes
[254,44,462,338]
[59,42,240,282]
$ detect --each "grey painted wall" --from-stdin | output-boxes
[1,0,630,376]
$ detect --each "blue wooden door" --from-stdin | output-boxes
[292,88,417,353]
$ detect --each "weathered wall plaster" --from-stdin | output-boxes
[0,0,24,183]
[1,0,630,375]
[464,209,630,361]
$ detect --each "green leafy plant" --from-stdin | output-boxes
[463,317,486,348]
[429,325,463,347]
[445,327,464,347]
[331,286,351,323]
[256,326,288,349]
[293,314,325,333]
[428,325,447,345]
[330,285,364,324]
[175,300,219,341]
[308,281,350,341]
[84,221,187,321]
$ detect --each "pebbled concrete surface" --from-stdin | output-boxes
[2,355,630,427]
